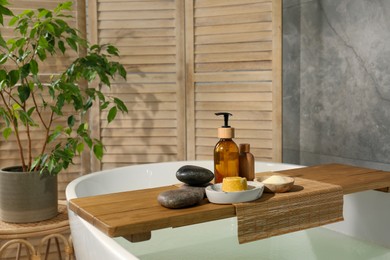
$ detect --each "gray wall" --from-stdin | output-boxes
[282,0,390,171]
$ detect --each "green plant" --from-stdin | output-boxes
[0,1,127,174]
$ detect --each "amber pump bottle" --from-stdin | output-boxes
[214,112,239,183]
[239,143,255,181]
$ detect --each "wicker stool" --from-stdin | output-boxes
[0,201,74,260]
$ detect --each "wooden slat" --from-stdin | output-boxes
[196,129,272,138]
[98,20,175,29]
[195,32,272,44]
[102,119,177,128]
[195,42,272,54]
[196,110,272,120]
[195,22,272,35]
[98,10,174,20]
[8,0,70,10]
[98,2,175,11]
[195,51,272,63]
[195,12,272,26]
[99,29,175,38]
[194,71,273,82]
[101,128,177,137]
[101,154,178,163]
[195,0,271,8]
[196,101,273,111]
[100,37,175,47]
[196,61,272,72]
[185,0,196,160]
[101,137,178,146]
[271,0,282,162]
[196,92,272,102]
[195,82,272,92]
[194,2,272,18]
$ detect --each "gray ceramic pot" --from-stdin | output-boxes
[0,166,58,223]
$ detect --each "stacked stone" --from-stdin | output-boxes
[157,165,214,209]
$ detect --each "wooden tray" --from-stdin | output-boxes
[69,164,390,239]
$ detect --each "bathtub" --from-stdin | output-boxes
[66,161,390,260]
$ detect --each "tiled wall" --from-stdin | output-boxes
[282,0,390,170]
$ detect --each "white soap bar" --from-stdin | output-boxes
[262,175,286,184]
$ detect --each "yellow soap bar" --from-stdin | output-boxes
[222,177,247,192]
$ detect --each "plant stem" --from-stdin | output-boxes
[31,90,54,169]
[40,110,54,161]
[0,92,27,171]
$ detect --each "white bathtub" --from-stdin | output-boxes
[66,161,390,260]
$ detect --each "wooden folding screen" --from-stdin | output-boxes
[0,0,282,178]
[0,0,86,198]
[89,0,282,170]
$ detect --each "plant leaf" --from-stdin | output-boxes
[114,97,128,113]
[93,143,103,161]
[0,34,6,48]
[2,127,12,140]
[17,84,30,103]
[17,110,34,126]
[118,65,127,79]
[67,115,75,128]
[58,40,65,54]
[66,37,77,52]
[8,70,20,86]
[20,63,30,79]
[107,45,119,56]
[107,106,117,123]
[76,142,84,154]
[30,60,38,75]
[0,53,7,64]
[48,129,62,143]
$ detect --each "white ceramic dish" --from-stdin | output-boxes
[205,181,264,204]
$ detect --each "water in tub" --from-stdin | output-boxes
[115,217,390,260]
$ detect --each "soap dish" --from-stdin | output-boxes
[255,175,295,193]
[205,181,264,204]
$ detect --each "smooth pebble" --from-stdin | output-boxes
[176,165,214,186]
[157,189,204,209]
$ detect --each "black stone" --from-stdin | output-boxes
[157,189,204,209]
[176,165,214,186]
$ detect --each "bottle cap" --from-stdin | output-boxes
[215,112,235,139]
[239,143,250,153]
[218,127,235,139]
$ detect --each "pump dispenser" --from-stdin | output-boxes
[214,112,239,183]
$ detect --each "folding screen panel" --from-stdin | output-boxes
[89,0,186,170]
[186,0,281,161]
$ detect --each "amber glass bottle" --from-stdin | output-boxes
[214,139,239,183]
[239,143,255,181]
[214,112,239,183]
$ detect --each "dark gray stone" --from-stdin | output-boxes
[157,189,204,209]
[176,165,214,186]
[179,183,212,198]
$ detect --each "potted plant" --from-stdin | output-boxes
[0,1,127,222]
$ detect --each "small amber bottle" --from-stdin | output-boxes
[214,112,239,183]
[239,143,255,181]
